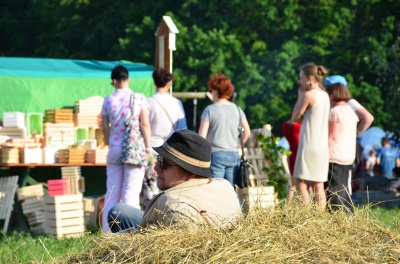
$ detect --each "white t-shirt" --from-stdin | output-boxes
[329,104,359,165]
[347,99,363,111]
[147,92,187,148]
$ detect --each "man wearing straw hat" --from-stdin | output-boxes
[107,129,241,232]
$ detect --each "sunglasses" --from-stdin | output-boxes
[157,155,179,170]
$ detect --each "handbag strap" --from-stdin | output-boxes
[151,95,176,130]
[236,105,245,160]
[128,92,135,121]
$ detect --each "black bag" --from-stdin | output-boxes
[237,158,250,188]
[235,105,250,189]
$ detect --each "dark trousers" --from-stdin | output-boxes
[325,163,354,213]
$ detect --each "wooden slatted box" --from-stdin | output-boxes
[45,109,73,123]
[44,194,85,238]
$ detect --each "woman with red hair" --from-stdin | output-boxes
[199,73,251,187]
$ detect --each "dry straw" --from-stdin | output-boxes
[67,198,400,263]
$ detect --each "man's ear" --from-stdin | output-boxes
[187,173,196,180]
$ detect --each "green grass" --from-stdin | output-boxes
[0,229,101,263]
[363,206,400,231]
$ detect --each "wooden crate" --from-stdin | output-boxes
[61,177,85,195]
[86,147,108,164]
[1,147,19,164]
[237,186,276,214]
[27,211,46,225]
[0,127,27,139]
[45,109,73,123]
[57,147,86,163]
[75,96,104,114]
[17,184,45,201]
[61,166,81,177]
[42,147,58,164]
[19,147,42,164]
[44,194,85,238]
[43,122,75,147]
[47,179,68,196]
[21,197,45,214]
[73,113,101,128]
[83,197,98,228]
[3,112,25,128]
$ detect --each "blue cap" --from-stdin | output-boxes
[325,75,347,86]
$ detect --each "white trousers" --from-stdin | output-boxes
[101,146,145,232]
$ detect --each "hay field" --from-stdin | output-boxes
[66,200,400,263]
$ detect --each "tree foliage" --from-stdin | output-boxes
[0,0,399,135]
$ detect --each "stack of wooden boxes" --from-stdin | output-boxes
[17,184,46,234]
[44,166,86,238]
[44,109,75,147]
[1,139,42,164]
[57,146,86,163]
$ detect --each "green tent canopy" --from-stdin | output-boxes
[0,57,155,120]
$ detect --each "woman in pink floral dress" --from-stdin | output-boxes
[101,65,151,232]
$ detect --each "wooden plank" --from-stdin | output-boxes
[0,175,19,232]
[44,209,84,219]
[46,216,84,227]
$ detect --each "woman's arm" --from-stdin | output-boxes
[198,119,209,139]
[140,108,152,155]
[355,107,374,135]
[241,118,251,144]
[290,91,314,123]
[328,120,340,157]
[101,115,110,146]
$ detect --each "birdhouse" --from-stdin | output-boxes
[155,16,179,73]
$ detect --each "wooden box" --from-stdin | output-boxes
[47,179,68,196]
[86,147,108,164]
[43,122,75,147]
[73,113,102,128]
[17,184,45,201]
[1,147,19,164]
[3,112,25,128]
[44,194,85,238]
[61,166,81,177]
[75,96,104,114]
[237,186,276,214]
[45,109,73,123]
[0,127,27,139]
[19,147,42,164]
[57,147,86,163]
[21,197,45,214]
[83,197,98,228]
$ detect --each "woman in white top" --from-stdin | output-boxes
[291,64,330,209]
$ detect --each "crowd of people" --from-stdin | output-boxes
[101,66,249,233]
[100,63,398,233]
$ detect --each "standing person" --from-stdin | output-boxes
[325,79,359,212]
[147,68,187,149]
[141,68,187,208]
[376,136,400,179]
[365,149,377,176]
[281,119,301,202]
[107,129,242,232]
[325,75,374,136]
[198,73,251,187]
[101,65,152,232]
[290,64,330,209]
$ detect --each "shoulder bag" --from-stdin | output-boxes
[120,93,147,166]
[235,105,251,189]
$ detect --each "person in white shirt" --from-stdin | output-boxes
[147,68,187,149]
